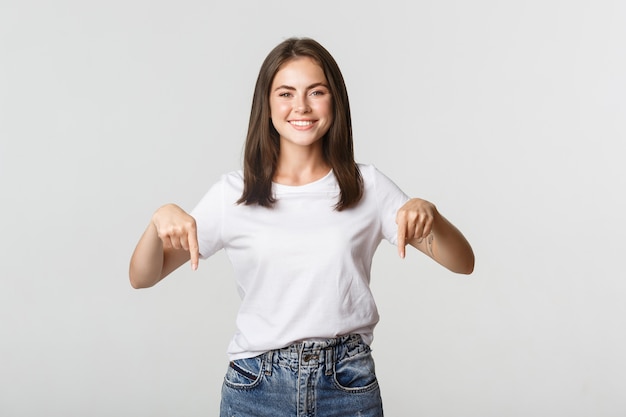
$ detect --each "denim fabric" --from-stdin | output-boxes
[220,334,384,417]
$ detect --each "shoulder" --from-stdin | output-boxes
[356,163,377,181]
[194,170,243,205]
[222,169,243,183]
[357,162,408,200]
[357,163,391,186]
[211,170,244,193]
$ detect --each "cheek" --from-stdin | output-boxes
[323,104,334,123]
[314,99,333,118]
[270,101,289,119]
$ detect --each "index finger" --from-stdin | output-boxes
[188,231,200,271]
[397,223,407,259]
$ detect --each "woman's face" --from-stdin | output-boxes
[269,57,333,150]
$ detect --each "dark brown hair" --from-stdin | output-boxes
[237,37,363,211]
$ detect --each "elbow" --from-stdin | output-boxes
[128,265,140,289]
[446,250,475,275]
[439,258,474,275]
[437,245,475,275]
[129,276,155,289]
[457,253,475,275]
[129,277,144,289]
[457,243,475,275]
[447,263,474,275]
[128,266,155,289]
[129,273,145,289]
[458,262,474,275]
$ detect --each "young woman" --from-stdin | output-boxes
[129,37,474,417]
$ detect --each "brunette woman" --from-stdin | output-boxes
[130,37,474,417]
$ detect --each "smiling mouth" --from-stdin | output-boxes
[289,120,315,127]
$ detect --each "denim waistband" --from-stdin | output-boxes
[263,334,370,375]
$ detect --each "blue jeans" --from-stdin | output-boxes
[220,334,384,417]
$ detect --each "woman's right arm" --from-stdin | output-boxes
[129,204,200,289]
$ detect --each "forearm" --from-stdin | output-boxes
[428,213,474,274]
[129,222,165,289]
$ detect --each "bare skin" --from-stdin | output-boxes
[396,198,474,274]
[270,56,332,186]
[129,204,198,289]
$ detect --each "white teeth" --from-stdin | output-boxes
[290,120,314,127]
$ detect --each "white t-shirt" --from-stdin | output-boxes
[190,163,409,360]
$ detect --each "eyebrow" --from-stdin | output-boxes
[272,82,329,92]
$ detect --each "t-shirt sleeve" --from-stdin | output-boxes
[189,178,225,259]
[371,166,410,246]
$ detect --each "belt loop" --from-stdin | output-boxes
[264,350,274,376]
[324,347,334,376]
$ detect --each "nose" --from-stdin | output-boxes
[294,96,310,113]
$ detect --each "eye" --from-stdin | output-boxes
[278,92,292,97]
[310,90,326,96]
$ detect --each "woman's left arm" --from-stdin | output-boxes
[396,198,475,274]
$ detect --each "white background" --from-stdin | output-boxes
[1,1,625,416]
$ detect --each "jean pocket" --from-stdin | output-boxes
[224,355,265,389]
[333,349,379,393]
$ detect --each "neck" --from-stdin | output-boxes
[274,145,330,186]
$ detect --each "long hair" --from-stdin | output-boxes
[237,37,363,211]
